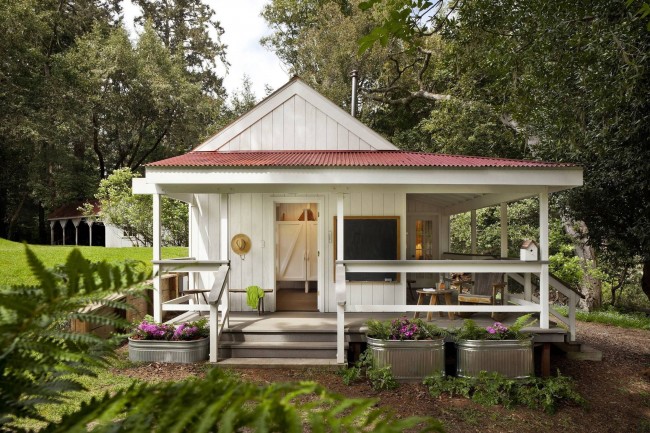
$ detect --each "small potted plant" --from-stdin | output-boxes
[128,316,209,363]
[365,317,447,381]
[453,314,536,378]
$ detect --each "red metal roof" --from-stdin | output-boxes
[48,200,100,220]
[146,151,573,169]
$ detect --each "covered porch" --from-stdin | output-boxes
[134,158,582,365]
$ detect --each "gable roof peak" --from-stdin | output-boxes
[194,78,397,152]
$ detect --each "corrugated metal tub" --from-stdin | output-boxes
[456,338,533,379]
[367,337,445,382]
[128,337,209,363]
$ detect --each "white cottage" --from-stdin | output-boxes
[134,78,583,364]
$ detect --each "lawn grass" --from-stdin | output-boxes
[555,305,650,330]
[0,238,187,287]
[15,353,140,431]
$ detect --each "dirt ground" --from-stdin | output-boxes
[115,321,650,433]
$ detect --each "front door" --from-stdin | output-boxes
[274,202,320,311]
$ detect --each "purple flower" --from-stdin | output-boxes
[487,327,496,334]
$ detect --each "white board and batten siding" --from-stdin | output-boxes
[194,79,397,152]
[189,191,407,313]
[214,96,375,151]
[325,192,407,313]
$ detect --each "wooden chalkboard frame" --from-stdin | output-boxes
[333,216,401,282]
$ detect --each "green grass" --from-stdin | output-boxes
[15,354,140,431]
[555,305,650,330]
[0,238,187,287]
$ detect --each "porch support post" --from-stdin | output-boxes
[335,193,346,364]
[152,193,162,323]
[50,221,55,245]
[500,203,508,258]
[88,221,94,247]
[72,218,81,246]
[539,189,550,329]
[439,214,450,256]
[210,193,229,363]
[524,272,532,301]
[470,210,477,255]
[60,219,67,245]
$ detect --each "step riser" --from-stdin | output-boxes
[221,332,339,343]
[220,348,339,359]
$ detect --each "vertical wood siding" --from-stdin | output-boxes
[217,96,382,151]
[189,191,407,312]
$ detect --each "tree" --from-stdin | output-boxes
[133,0,228,96]
[89,167,188,247]
[55,24,220,180]
[0,0,122,242]
[355,0,650,308]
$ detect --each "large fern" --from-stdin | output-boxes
[40,368,442,433]
[1,247,443,432]
[0,246,148,427]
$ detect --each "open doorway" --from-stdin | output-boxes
[275,202,319,311]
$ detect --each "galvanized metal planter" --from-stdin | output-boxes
[128,337,209,364]
[456,338,533,379]
[367,337,445,382]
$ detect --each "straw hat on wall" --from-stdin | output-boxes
[231,234,251,258]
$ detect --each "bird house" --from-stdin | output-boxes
[520,240,538,261]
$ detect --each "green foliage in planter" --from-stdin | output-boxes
[339,350,400,391]
[424,371,585,414]
[366,316,448,340]
[452,314,537,341]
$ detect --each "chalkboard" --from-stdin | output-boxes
[334,217,400,282]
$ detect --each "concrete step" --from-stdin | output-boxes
[216,357,343,369]
[554,342,603,361]
[219,341,347,359]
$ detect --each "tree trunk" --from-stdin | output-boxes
[642,260,650,303]
[562,218,602,311]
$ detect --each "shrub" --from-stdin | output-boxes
[452,314,537,340]
[339,350,399,391]
[131,316,209,341]
[424,371,586,414]
[366,316,447,340]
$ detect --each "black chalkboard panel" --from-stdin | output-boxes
[334,217,400,282]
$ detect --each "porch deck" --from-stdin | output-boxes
[221,312,567,341]
[171,311,567,342]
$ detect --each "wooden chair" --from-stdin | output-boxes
[457,273,506,320]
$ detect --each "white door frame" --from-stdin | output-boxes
[267,195,325,312]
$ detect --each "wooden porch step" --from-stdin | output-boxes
[218,341,346,359]
[216,358,343,369]
[221,330,339,343]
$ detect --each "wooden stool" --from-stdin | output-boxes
[414,289,455,320]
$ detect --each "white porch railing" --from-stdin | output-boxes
[508,272,583,342]
[152,258,230,362]
[335,259,557,363]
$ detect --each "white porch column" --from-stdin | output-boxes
[72,218,81,246]
[539,189,550,329]
[438,214,450,256]
[470,210,477,255]
[152,193,162,323]
[88,221,94,247]
[50,221,55,245]
[335,193,346,364]
[60,220,67,245]
[210,193,229,363]
[500,203,508,258]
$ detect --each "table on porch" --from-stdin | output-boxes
[413,289,456,320]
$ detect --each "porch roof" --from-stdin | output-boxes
[146,150,575,169]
